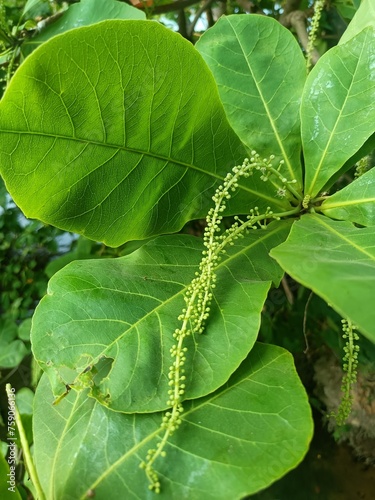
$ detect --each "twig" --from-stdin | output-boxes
[279,0,302,22]
[188,0,216,37]
[206,6,214,28]
[236,0,255,13]
[281,276,294,305]
[178,8,188,38]
[303,291,313,354]
[283,10,320,66]
[136,0,203,15]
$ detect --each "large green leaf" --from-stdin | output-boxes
[339,0,375,44]
[33,343,313,499]
[320,167,375,226]
[302,27,375,198]
[196,14,306,187]
[270,214,375,342]
[0,20,288,247]
[31,223,291,412]
[21,0,145,57]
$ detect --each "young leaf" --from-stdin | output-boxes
[302,27,375,198]
[320,167,375,226]
[31,223,291,413]
[33,343,313,499]
[196,14,306,187]
[0,20,288,247]
[270,214,375,342]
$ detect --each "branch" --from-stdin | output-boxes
[178,8,188,38]
[133,0,203,14]
[279,0,302,23]
[187,0,216,37]
[235,0,256,13]
[206,6,214,28]
[282,9,320,66]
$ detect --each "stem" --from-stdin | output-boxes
[217,206,300,253]
[5,384,46,500]
[312,195,329,204]
[143,286,199,487]
[141,154,302,492]
[266,165,303,201]
[306,0,325,71]
[0,28,14,45]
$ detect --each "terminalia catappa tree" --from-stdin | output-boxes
[0,2,375,498]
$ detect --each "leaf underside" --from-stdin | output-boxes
[320,167,375,226]
[270,214,375,342]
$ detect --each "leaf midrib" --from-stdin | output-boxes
[226,17,297,183]
[312,214,375,260]
[0,128,285,208]
[306,34,366,196]
[81,349,286,495]
[321,196,375,209]
[37,228,286,402]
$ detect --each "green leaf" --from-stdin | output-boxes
[18,318,32,341]
[302,27,375,198]
[31,223,291,413]
[0,20,288,247]
[0,177,7,206]
[339,0,375,44]
[196,14,306,187]
[21,0,47,18]
[21,0,146,57]
[33,343,313,499]
[270,214,375,342]
[334,0,358,21]
[320,167,375,226]
[45,236,95,278]
[0,319,28,368]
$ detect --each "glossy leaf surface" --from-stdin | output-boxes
[320,167,375,226]
[302,28,375,198]
[0,20,289,246]
[33,343,313,499]
[31,223,291,412]
[270,214,375,341]
[196,14,306,186]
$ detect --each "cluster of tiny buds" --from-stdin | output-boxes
[139,459,161,493]
[141,152,289,493]
[329,319,360,426]
[354,156,370,178]
[306,0,325,70]
[341,319,360,381]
